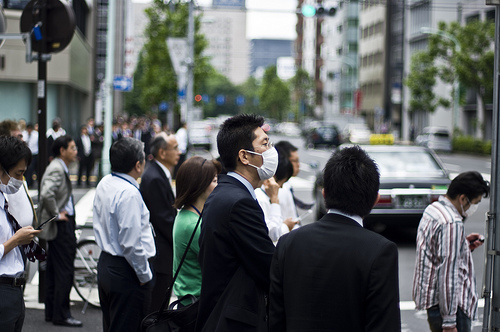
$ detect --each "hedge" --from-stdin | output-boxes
[452,135,492,155]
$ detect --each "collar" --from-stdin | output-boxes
[227,171,257,200]
[113,172,139,189]
[327,208,363,227]
[56,157,69,174]
[155,160,172,182]
[439,195,463,219]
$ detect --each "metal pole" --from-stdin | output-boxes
[186,0,194,125]
[101,0,116,176]
[37,0,48,304]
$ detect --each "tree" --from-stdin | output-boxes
[428,20,494,139]
[405,51,449,116]
[289,68,314,122]
[237,76,262,116]
[258,66,290,121]
[126,0,211,116]
[197,70,240,118]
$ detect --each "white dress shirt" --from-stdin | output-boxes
[24,130,39,155]
[0,194,25,277]
[255,187,289,243]
[93,173,156,283]
[81,134,91,156]
[175,127,188,154]
[327,208,363,227]
[7,182,34,227]
[278,182,299,220]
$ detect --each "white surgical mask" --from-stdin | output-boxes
[245,147,278,180]
[0,169,23,195]
[461,197,479,218]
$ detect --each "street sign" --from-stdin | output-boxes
[113,76,133,92]
[166,38,188,76]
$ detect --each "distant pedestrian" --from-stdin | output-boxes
[23,123,38,187]
[172,156,220,304]
[413,171,490,332]
[38,135,81,327]
[46,118,66,160]
[93,137,155,332]
[76,125,94,187]
[269,146,401,331]
[174,122,188,179]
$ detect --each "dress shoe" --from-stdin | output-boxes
[53,317,83,327]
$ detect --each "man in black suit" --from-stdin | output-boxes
[269,146,401,332]
[140,132,179,312]
[196,114,277,331]
[76,125,94,187]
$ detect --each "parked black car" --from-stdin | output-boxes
[305,124,341,149]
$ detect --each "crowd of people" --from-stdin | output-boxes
[0,113,490,332]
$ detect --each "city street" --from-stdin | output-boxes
[22,134,493,331]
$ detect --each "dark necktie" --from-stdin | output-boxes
[4,199,47,262]
[290,186,314,210]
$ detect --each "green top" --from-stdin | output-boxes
[172,209,202,302]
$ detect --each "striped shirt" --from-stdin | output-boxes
[412,196,477,329]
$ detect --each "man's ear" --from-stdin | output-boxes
[322,188,325,199]
[238,149,250,165]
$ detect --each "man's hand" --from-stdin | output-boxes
[467,232,484,251]
[59,210,69,221]
[14,226,42,245]
[283,217,298,232]
[263,178,280,204]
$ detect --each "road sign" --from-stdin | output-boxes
[113,76,133,92]
[166,38,188,76]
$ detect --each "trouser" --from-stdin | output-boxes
[98,251,154,332]
[78,155,94,185]
[427,305,471,332]
[45,216,77,322]
[0,283,25,331]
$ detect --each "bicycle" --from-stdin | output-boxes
[73,223,101,313]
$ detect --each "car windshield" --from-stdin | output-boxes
[369,150,446,178]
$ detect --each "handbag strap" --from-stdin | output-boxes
[156,208,203,317]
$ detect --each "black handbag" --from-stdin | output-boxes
[141,212,202,332]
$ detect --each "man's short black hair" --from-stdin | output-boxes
[275,146,293,183]
[0,136,32,171]
[323,146,380,218]
[275,141,298,159]
[217,114,265,171]
[150,134,168,159]
[447,171,490,200]
[52,135,74,157]
[110,137,145,174]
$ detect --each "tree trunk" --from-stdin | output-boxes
[476,92,484,140]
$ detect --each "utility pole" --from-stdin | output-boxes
[186,0,194,125]
[101,0,116,176]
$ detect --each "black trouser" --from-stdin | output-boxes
[149,271,172,313]
[98,251,154,332]
[45,216,77,322]
[0,283,25,331]
[78,155,94,185]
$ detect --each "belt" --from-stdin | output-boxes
[0,276,26,287]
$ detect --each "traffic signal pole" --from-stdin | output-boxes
[483,3,500,331]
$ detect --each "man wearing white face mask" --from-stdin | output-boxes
[413,171,490,332]
[196,114,276,332]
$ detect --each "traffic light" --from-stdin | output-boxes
[301,4,337,17]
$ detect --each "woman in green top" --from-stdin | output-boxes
[172,156,221,303]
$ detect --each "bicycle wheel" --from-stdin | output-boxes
[73,239,101,308]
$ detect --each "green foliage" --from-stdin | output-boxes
[405,52,444,114]
[237,77,262,115]
[258,66,290,121]
[197,70,240,117]
[289,68,314,121]
[125,0,211,115]
[452,135,491,155]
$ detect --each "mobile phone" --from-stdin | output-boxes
[36,215,58,230]
[469,236,485,245]
[296,209,313,222]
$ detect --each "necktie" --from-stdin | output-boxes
[290,186,315,210]
[4,199,47,262]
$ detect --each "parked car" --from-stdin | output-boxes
[343,123,372,144]
[313,144,451,229]
[305,124,341,149]
[415,127,452,152]
[189,121,213,151]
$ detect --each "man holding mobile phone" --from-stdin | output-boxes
[38,135,81,327]
[0,136,44,331]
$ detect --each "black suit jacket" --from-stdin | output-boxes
[196,174,275,332]
[269,213,401,332]
[75,135,94,159]
[140,161,177,274]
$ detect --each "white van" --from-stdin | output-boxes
[415,127,452,152]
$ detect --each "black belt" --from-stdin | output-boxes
[0,276,26,287]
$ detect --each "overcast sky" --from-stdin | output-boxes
[133,0,298,40]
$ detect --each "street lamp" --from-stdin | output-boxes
[420,26,461,132]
